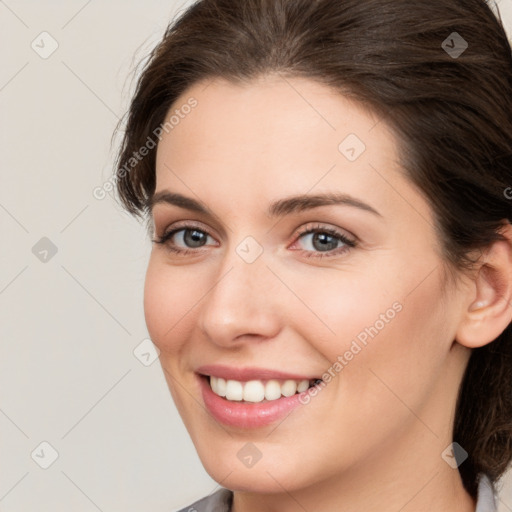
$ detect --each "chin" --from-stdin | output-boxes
[196,445,314,494]
[208,466,292,494]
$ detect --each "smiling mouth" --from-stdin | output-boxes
[204,375,323,403]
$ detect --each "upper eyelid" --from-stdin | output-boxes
[160,219,212,234]
[296,223,354,239]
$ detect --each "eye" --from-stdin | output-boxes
[290,223,356,258]
[152,221,357,259]
[152,223,217,254]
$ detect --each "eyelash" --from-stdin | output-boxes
[151,222,357,259]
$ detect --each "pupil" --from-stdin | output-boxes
[185,229,206,248]
[313,233,337,251]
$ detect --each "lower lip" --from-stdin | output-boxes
[198,374,308,428]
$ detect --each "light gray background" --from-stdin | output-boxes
[2,1,512,510]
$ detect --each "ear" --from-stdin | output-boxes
[455,221,512,348]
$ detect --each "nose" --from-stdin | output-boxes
[197,245,282,347]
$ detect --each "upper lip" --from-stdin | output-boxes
[196,364,320,382]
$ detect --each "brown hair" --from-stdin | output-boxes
[114,0,512,498]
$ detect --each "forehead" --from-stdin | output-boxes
[156,74,387,172]
[153,75,432,227]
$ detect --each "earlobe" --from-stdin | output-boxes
[456,222,512,349]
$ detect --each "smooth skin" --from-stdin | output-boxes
[144,74,512,512]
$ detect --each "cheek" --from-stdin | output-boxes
[143,256,201,355]
[334,271,448,412]
[287,266,401,359]
[293,259,448,392]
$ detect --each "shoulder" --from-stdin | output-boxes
[175,488,233,512]
[476,473,498,512]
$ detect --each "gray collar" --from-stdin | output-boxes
[476,473,498,512]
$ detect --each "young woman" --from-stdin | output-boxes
[114,0,512,510]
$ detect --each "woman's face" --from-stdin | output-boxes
[145,75,470,494]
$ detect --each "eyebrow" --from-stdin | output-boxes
[147,190,382,218]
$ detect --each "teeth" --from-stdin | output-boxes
[210,376,227,397]
[243,380,265,402]
[225,379,243,401]
[209,376,313,403]
[265,380,282,401]
[216,377,227,397]
[297,379,309,392]
[281,380,297,397]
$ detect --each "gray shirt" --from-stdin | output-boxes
[176,473,497,512]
